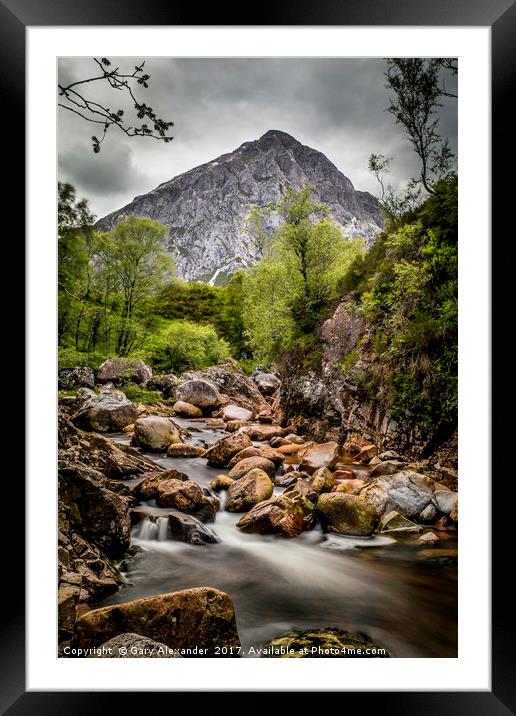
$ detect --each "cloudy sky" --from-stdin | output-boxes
[58,58,457,220]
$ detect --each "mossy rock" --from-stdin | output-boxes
[261,628,389,657]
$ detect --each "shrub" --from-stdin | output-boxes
[58,347,111,371]
[121,384,167,405]
[147,320,230,373]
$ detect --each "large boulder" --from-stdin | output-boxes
[227,447,263,468]
[299,442,339,474]
[156,479,205,512]
[222,404,254,422]
[253,372,281,396]
[97,359,152,386]
[72,390,138,432]
[172,401,203,418]
[261,628,388,658]
[175,379,222,410]
[132,416,182,452]
[204,432,253,466]
[316,493,379,536]
[181,360,266,412]
[237,479,317,537]
[225,469,274,512]
[58,367,95,391]
[74,588,241,655]
[167,513,219,545]
[91,633,183,658]
[133,469,189,501]
[58,463,132,558]
[358,470,442,520]
[432,490,458,516]
[228,456,276,481]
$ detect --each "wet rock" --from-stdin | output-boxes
[91,633,183,658]
[58,463,132,558]
[277,443,304,455]
[228,456,276,481]
[225,468,273,512]
[419,503,437,522]
[227,447,263,468]
[285,434,305,445]
[223,404,254,422]
[333,479,366,494]
[355,444,378,463]
[274,473,299,487]
[300,441,339,474]
[369,456,382,466]
[270,436,289,448]
[244,424,286,441]
[72,391,138,432]
[253,372,281,396]
[181,360,265,412]
[97,358,152,386]
[204,432,253,466]
[225,419,250,432]
[166,444,205,458]
[358,470,441,520]
[432,490,458,516]
[317,493,379,536]
[168,513,219,545]
[261,628,388,658]
[238,476,318,537]
[133,469,189,501]
[418,531,440,545]
[59,367,95,391]
[175,379,222,410]
[370,460,406,477]
[259,447,285,465]
[209,475,234,492]
[74,587,241,654]
[132,416,182,452]
[156,479,205,512]
[378,510,420,534]
[379,450,400,461]
[307,467,335,493]
[172,401,203,418]
[334,468,357,480]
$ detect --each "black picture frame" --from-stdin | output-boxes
[5,0,514,710]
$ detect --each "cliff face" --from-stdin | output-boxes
[279,297,457,481]
[96,129,383,282]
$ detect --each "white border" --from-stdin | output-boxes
[27,26,490,691]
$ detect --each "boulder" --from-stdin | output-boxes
[285,434,305,445]
[418,531,440,545]
[253,372,281,396]
[166,444,205,458]
[316,493,379,536]
[334,469,356,479]
[132,416,182,452]
[333,479,367,494]
[419,503,438,522]
[172,401,203,418]
[167,513,219,545]
[97,358,152,386]
[204,432,253,466]
[133,469,189,501]
[225,469,273,512]
[432,490,458,516]
[378,510,420,534]
[227,447,263,468]
[72,391,138,432]
[156,479,205,512]
[358,470,441,520]
[276,444,304,455]
[237,480,317,537]
[307,467,335,494]
[58,463,132,558]
[225,420,250,432]
[261,628,388,658]
[259,447,285,466]
[181,360,266,412]
[175,379,222,410]
[355,444,378,463]
[370,460,406,477]
[91,633,183,658]
[274,473,299,487]
[270,436,289,448]
[228,456,276,481]
[209,475,234,492]
[379,450,401,461]
[58,367,95,391]
[74,587,241,654]
[299,441,339,474]
[222,404,254,422]
[244,424,286,441]
[369,456,382,466]
[58,583,81,636]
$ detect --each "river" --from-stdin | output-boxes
[102,417,457,658]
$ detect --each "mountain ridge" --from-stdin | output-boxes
[96,129,384,283]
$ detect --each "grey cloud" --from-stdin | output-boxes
[58,57,457,218]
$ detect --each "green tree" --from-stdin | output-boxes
[96,217,174,355]
[147,320,230,373]
[243,187,364,359]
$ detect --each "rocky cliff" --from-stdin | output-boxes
[96,130,383,283]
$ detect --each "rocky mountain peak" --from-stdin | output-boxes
[96,130,384,284]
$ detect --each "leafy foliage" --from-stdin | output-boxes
[146,320,230,374]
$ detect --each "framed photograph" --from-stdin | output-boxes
[4,0,512,709]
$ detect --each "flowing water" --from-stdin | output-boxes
[104,418,457,657]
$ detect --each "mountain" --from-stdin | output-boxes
[96,129,384,283]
